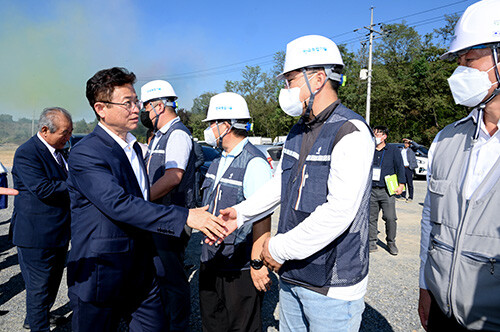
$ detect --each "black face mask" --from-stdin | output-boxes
[140,110,155,129]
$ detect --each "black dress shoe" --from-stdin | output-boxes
[388,242,399,256]
[23,314,62,329]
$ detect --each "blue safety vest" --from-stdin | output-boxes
[200,142,266,271]
[278,103,372,288]
[146,121,196,208]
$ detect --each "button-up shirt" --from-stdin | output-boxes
[98,123,148,200]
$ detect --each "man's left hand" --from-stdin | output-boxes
[260,237,282,272]
[395,184,405,195]
[250,265,272,292]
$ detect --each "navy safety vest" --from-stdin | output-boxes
[200,141,267,271]
[146,120,196,208]
[278,103,372,288]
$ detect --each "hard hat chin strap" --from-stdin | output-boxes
[215,121,231,150]
[301,68,328,123]
[474,47,500,141]
[148,102,161,132]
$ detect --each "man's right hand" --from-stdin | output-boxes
[418,288,432,331]
[219,207,238,236]
[187,206,228,244]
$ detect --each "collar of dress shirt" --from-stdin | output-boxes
[98,122,138,150]
[221,137,249,159]
[157,116,180,135]
[455,108,500,138]
[37,131,57,155]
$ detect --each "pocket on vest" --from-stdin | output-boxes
[428,178,450,226]
[424,240,453,317]
[282,241,336,287]
[465,189,500,238]
[453,253,500,329]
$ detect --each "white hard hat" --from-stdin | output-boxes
[203,92,250,122]
[441,0,500,60]
[140,80,177,103]
[277,35,344,80]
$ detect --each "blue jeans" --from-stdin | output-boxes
[279,280,365,332]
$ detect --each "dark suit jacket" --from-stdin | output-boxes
[66,125,189,304]
[11,135,70,248]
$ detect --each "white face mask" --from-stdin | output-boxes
[279,73,318,117]
[279,87,303,117]
[375,137,383,145]
[448,65,498,107]
[203,123,229,147]
[203,126,217,147]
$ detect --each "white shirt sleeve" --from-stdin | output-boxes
[419,132,440,289]
[164,130,192,170]
[243,157,273,198]
[234,156,283,226]
[268,120,374,264]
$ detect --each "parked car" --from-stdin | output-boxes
[199,145,221,178]
[62,133,87,158]
[388,143,429,178]
[254,144,281,175]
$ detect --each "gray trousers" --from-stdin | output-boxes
[369,187,397,244]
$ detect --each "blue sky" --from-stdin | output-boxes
[0,0,471,122]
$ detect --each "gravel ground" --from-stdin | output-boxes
[0,170,427,331]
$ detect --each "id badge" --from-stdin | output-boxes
[372,167,381,181]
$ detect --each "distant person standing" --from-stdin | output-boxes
[400,138,421,202]
[418,0,500,330]
[11,107,73,331]
[369,126,405,255]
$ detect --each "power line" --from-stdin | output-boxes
[138,2,469,82]
[379,0,468,24]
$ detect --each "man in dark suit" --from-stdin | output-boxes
[11,107,73,332]
[67,67,228,332]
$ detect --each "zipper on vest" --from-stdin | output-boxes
[462,251,497,275]
[431,238,454,253]
[294,165,308,210]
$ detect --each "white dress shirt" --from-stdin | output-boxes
[37,132,68,170]
[98,123,148,200]
[234,119,374,301]
[401,148,409,167]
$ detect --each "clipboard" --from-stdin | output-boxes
[384,174,404,196]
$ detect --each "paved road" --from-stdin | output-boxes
[0,172,427,331]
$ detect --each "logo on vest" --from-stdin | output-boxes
[316,147,322,154]
[229,173,233,179]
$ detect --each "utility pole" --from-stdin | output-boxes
[366,7,374,126]
[363,7,384,126]
[31,110,35,136]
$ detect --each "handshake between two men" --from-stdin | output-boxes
[189,206,282,273]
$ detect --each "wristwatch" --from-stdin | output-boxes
[250,259,264,270]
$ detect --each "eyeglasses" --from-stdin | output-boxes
[98,100,142,112]
[282,70,318,89]
[454,45,490,59]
